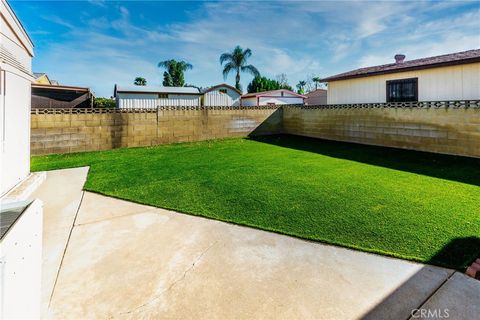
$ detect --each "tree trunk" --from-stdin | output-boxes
[235,70,241,90]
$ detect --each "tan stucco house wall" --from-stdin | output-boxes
[327,62,480,104]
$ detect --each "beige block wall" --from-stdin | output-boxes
[31,108,282,155]
[283,106,480,158]
[31,106,480,158]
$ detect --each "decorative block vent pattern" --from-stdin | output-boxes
[286,100,480,109]
[31,100,480,157]
[283,100,480,158]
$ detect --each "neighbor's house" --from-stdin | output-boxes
[114,83,241,108]
[202,83,241,106]
[31,83,94,109]
[1,1,43,319]
[240,89,305,106]
[115,85,202,108]
[305,88,327,105]
[32,72,58,85]
[321,49,480,104]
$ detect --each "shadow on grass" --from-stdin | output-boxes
[249,134,480,186]
[361,237,480,320]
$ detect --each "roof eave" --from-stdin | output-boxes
[204,83,242,95]
[116,90,202,95]
[320,57,480,82]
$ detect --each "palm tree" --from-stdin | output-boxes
[220,46,260,91]
[297,80,306,94]
[158,59,193,87]
[134,77,147,86]
[312,76,321,90]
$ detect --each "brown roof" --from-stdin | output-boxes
[32,83,91,92]
[321,49,480,82]
[241,89,306,99]
[306,89,327,97]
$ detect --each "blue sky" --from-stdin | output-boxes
[11,0,480,97]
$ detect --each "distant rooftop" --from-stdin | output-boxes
[321,49,480,82]
[306,88,327,97]
[33,72,46,79]
[115,85,201,95]
[202,83,242,95]
[241,89,306,99]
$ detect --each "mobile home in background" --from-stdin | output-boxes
[114,83,241,108]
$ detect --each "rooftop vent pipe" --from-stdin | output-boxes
[395,54,406,63]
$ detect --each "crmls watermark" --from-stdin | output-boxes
[411,308,450,318]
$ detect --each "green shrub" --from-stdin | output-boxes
[247,76,292,93]
[94,97,116,108]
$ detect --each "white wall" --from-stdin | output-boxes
[0,200,43,319]
[241,95,304,106]
[259,96,304,105]
[327,63,480,104]
[204,87,240,106]
[0,71,31,195]
[117,93,202,108]
[1,0,34,196]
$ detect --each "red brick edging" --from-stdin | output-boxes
[466,258,480,280]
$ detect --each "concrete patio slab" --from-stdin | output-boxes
[74,191,154,226]
[28,167,89,317]
[409,272,480,319]
[35,167,479,320]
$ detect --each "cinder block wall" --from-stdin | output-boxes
[31,108,282,155]
[283,106,480,158]
[31,105,480,158]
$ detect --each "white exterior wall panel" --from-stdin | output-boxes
[259,96,304,105]
[117,93,201,108]
[0,200,43,319]
[327,63,480,104]
[241,94,304,106]
[1,71,31,194]
[204,87,240,106]
[0,0,34,195]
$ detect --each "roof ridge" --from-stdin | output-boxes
[321,49,480,82]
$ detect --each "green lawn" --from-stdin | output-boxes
[31,134,480,269]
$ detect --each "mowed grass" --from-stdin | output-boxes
[31,134,480,269]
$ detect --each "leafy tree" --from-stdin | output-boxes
[158,59,193,87]
[296,80,306,94]
[220,46,260,92]
[247,76,292,93]
[162,71,173,87]
[134,77,147,86]
[185,83,205,91]
[312,76,321,90]
[94,97,116,108]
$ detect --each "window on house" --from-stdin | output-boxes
[267,102,276,106]
[158,93,168,99]
[386,78,418,102]
[219,89,227,94]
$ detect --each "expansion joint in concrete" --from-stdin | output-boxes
[48,190,86,308]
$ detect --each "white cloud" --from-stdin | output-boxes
[42,15,74,29]
[30,1,480,96]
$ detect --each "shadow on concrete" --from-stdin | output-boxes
[248,134,480,186]
[361,237,480,320]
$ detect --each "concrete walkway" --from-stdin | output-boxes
[32,167,479,319]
